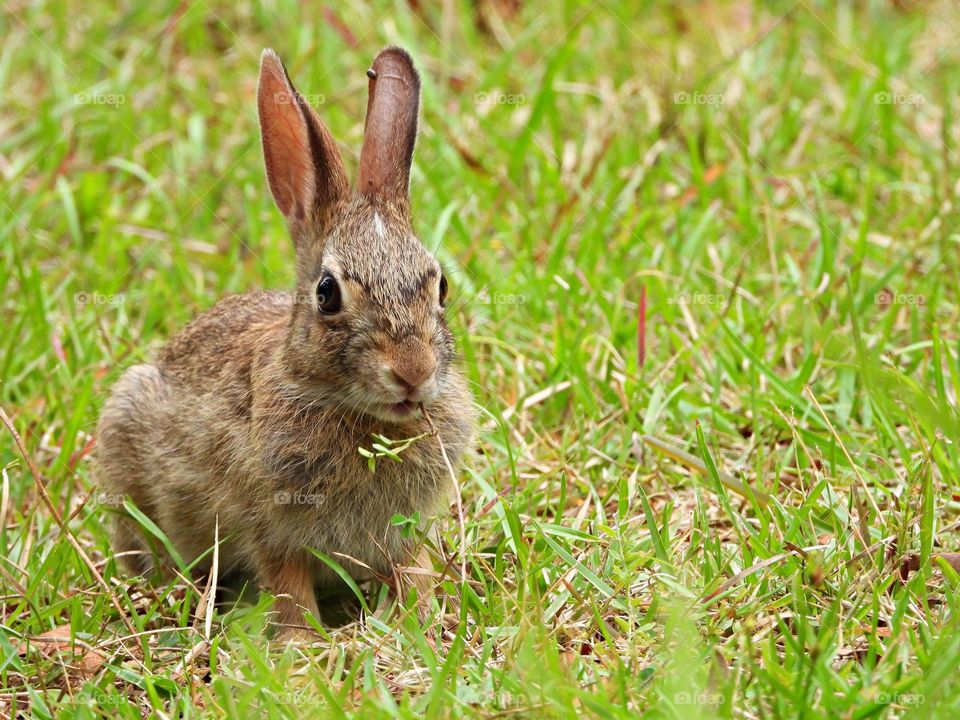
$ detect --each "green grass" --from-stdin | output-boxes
[3,0,960,716]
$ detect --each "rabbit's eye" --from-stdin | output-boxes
[316,275,342,314]
[439,274,448,306]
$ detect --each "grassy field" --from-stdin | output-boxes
[3,0,960,716]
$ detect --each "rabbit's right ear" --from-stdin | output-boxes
[258,50,348,224]
[357,47,420,202]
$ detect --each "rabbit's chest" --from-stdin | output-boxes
[258,431,447,558]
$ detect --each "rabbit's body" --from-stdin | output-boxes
[96,48,475,639]
[99,290,471,582]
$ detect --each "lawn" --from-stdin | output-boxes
[3,0,960,717]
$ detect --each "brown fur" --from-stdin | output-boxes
[95,47,475,640]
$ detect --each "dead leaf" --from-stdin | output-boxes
[679,163,726,206]
[18,625,106,678]
[899,553,960,581]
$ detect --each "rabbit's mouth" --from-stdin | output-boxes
[372,399,421,423]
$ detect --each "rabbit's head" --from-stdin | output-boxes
[257,48,456,425]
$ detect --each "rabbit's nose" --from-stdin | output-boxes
[390,360,436,393]
[387,339,437,396]
[384,339,437,395]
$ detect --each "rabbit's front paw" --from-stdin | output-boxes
[271,624,319,644]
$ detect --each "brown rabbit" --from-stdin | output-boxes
[95,47,475,640]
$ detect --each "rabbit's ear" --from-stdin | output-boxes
[357,47,420,201]
[258,49,348,222]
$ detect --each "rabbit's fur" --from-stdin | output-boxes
[96,47,474,639]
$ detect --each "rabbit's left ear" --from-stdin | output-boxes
[258,49,348,225]
[357,47,420,202]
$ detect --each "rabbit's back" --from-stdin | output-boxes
[159,291,291,385]
[97,291,291,574]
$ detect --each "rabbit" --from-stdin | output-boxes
[95,46,475,641]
